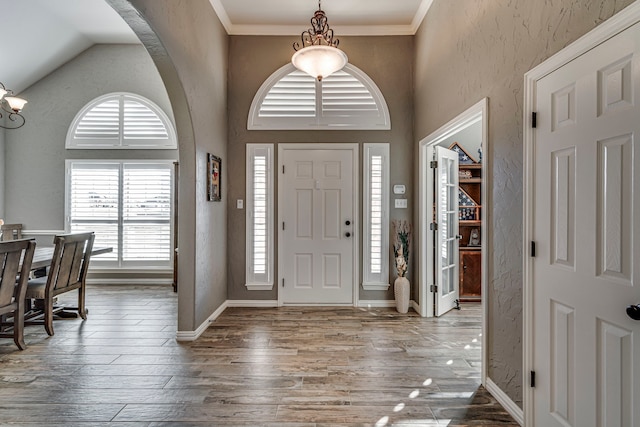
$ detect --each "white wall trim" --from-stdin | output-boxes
[522,4,640,426]
[411,300,420,313]
[86,278,173,285]
[485,377,524,426]
[358,300,396,308]
[22,229,66,236]
[361,282,390,291]
[176,301,228,341]
[226,300,278,307]
[208,0,434,36]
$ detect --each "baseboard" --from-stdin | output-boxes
[176,301,228,341]
[86,278,173,285]
[485,377,524,426]
[410,300,420,312]
[227,300,278,307]
[358,300,396,308]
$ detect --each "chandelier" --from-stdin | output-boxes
[0,82,27,130]
[292,1,348,81]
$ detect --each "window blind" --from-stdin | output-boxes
[370,155,383,274]
[68,161,173,267]
[246,144,274,289]
[67,93,176,149]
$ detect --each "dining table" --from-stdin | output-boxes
[31,246,113,270]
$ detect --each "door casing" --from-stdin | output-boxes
[277,143,360,307]
[523,3,640,425]
[417,98,488,385]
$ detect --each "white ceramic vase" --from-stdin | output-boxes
[394,276,410,314]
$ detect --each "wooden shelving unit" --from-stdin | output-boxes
[458,163,482,301]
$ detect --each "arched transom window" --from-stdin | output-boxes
[248,64,391,130]
[66,92,176,149]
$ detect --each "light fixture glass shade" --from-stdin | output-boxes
[292,45,348,81]
[0,88,6,100]
[5,96,27,112]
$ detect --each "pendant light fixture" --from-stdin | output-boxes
[292,1,348,81]
[0,82,27,130]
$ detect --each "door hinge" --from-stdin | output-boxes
[430,160,438,169]
[532,112,537,128]
[282,222,285,231]
[530,370,536,388]
[282,165,285,174]
[530,241,536,257]
[430,285,438,293]
[430,222,438,231]
[282,278,285,288]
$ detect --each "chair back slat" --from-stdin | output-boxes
[1,224,23,241]
[46,233,94,294]
[0,239,35,309]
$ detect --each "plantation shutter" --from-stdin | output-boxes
[249,64,390,130]
[246,144,274,289]
[67,93,176,149]
[122,164,172,261]
[69,163,120,261]
[67,161,173,267]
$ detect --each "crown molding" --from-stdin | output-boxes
[209,0,434,36]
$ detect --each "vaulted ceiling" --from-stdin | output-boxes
[1,0,432,94]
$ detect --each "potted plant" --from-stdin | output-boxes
[393,220,412,313]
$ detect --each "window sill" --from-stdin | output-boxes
[245,283,274,291]
[362,282,391,291]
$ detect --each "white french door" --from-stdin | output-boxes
[278,145,357,305]
[531,19,640,426]
[435,146,460,316]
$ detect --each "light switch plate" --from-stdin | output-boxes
[395,199,407,209]
[237,199,244,209]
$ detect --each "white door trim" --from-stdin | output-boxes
[417,98,488,386]
[277,143,360,307]
[523,3,640,425]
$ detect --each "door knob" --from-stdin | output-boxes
[626,304,640,321]
[345,220,351,226]
[345,232,351,238]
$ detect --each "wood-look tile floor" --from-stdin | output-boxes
[0,285,519,426]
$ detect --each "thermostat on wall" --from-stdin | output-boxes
[393,184,406,195]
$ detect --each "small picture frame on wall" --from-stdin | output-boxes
[207,153,221,201]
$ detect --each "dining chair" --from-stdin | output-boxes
[1,223,23,241]
[24,232,94,336]
[0,239,36,350]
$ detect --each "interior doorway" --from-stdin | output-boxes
[418,98,488,382]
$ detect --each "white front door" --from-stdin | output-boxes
[533,21,640,426]
[279,146,356,305]
[435,146,460,316]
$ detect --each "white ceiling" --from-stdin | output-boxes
[2,0,432,94]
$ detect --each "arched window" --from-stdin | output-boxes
[66,92,176,149]
[248,64,391,130]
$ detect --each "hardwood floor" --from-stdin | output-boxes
[0,285,519,426]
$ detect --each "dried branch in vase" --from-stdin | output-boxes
[392,220,412,277]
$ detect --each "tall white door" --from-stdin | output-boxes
[533,21,640,426]
[280,147,355,305]
[435,146,460,316]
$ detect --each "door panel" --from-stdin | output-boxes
[435,146,460,316]
[533,20,640,427]
[280,148,354,304]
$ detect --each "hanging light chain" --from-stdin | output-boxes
[293,1,340,51]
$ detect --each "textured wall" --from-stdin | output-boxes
[414,0,635,407]
[123,0,229,331]
[5,44,176,232]
[227,36,414,302]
